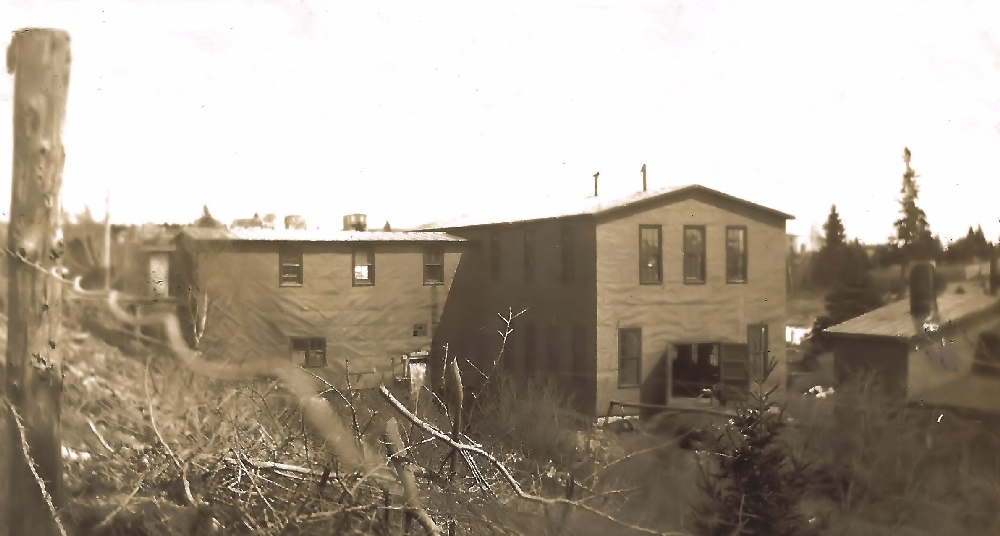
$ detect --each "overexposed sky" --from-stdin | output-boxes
[1,0,999,244]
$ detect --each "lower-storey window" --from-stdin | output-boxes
[618,328,642,387]
[291,337,327,367]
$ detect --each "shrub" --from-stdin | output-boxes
[690,358,817,536]
[801,373,1000,535]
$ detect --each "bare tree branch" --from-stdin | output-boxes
[378,385,685,536]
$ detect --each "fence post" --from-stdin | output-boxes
[2,28,72,536]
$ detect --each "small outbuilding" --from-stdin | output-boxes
[825,260,1000,414]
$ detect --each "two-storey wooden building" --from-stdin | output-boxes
[420,185,794,416]
[172,220,467,389]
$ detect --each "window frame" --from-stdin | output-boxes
[279,244,304,287]
[560,224,576,284]
[523,229,536,283]
[618,327,642,388]
[747,323,770,382]
[639,224,663,285]
[290,337,327,368]
[490,232,502,282]
[683,225,707,284]
[352,247,375,287]
[726,226,749,284]
[423,246,445,286]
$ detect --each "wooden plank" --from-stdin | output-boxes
[2,28,72,536]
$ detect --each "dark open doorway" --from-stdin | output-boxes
[671,343,721,398]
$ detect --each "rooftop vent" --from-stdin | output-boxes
[343,214,367,232]
[909,261,937,319]
[284,215,306,230]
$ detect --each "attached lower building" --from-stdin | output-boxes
[172,223,467,389]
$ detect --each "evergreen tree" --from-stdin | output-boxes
[810,206,848,286]
[944,225,993,263]
[893,148,936,262]
[691,358,819,536]
[194,205,225,228]
[822,205,845,250]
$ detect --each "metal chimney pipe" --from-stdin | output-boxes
[593,172,599,197]
[641,164,647,192]
[909,261,937,318]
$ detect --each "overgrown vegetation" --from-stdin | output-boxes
[793,373,1000,535]
[5,282,996,535]
[50,305,694,536]
[691,358,817,536]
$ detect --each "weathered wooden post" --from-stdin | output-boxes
[2,28,72,536]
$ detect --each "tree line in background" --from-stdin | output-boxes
[805,147,997,325]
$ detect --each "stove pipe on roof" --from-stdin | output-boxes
[909,261,937,318]
[343,214,367,232]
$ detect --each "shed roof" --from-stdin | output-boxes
[414,184,795,230]
[825,291,1000,339]
[177,227,467,243]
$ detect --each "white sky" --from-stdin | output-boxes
[1,0,999,244]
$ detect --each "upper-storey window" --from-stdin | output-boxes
[683,226,706,284]
[639,225,662,284]
[279,244,303,287]
[423,247,444,285]
[353,247,374,286]
[726,226,748,283]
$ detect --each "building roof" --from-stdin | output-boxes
[825,290,1000,339]
[414,184,796,230]
[177,227,468,243]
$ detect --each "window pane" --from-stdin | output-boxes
[618,328,641,385]
[425,250,444,265]
[727,228,747,282]
[424,264,444,284]
[683,228,703,253]
[619,358,639,385]
[292,338,326,367]
[640,226,662,283]
[684,227,705,282]
[279,247,303,286]
[353,249,373,284]
[621,331,640,358]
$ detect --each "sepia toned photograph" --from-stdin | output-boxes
[0,1,998,535]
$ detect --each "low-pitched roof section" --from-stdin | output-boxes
[177,227,467,243]
[825,291,1000,340]
[415,184,796,230]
